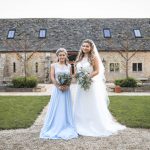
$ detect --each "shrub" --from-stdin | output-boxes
[12,77,26,88]
[12,76,38,88]
[115,77,137,87]
[25,77,38,88]
[115,79,124,86]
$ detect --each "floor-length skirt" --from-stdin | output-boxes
[40,86,78,140]
[73,78,126,137]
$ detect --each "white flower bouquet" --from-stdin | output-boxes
[76,68,93,90]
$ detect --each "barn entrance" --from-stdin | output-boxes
[68,51,78,74]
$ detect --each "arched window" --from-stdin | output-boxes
[35,62,38,73]
[13,62,16,73]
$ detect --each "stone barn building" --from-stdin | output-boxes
[0,18,150,83]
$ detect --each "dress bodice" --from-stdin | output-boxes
[54,63,71,81]
[76,57,93,73]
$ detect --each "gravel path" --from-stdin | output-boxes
[0,105,150,150]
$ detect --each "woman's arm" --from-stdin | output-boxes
[89,56,99,78]
[72,63,77,78]
[70,64,72,77]
[71,63,77,82]
[50,64,59,87]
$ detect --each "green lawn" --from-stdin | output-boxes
[109,96,150,128]
[0,96,150,130]
[0,96,49,130]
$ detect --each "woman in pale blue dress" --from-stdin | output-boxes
[40,48,78,140]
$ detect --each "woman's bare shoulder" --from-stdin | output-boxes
[51,63,57,67]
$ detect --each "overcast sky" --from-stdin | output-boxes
[0,0,149,18]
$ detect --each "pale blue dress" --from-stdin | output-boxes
[40,63,78,140]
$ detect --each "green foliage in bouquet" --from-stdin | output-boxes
[76,68,93,91]
[57,73,72,86]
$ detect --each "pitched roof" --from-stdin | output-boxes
[0,18,150,51]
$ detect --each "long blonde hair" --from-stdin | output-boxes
[56,48,69,65]
[76,39,96,65]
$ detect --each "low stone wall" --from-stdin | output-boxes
[119,87,150,92]
[0,86,46,92]
[109,85,150,92]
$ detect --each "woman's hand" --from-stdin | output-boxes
[58,85,64,91]
[88,73,93,78]
[71,74,76,79]
[58,85,69,91]
[63,85,69,91]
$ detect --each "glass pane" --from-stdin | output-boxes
[115,63,119,72]
[36,62,38,73]
[13,62,16,72]
[110,63,114,71]
[8,30,15,38]
[39,30,46,38]
[104,29,111,38]
[0,58,2,67]
[134,29,141,37]
[132,63,137,71]
[138,63,142,71]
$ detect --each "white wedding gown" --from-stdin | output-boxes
[73,57,126,137]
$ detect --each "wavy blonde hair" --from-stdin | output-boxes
[76,39,96,65]
[56,48,69,65]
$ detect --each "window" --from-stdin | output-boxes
[110,63,120,72]
[39,29,47,38]
[7,29,16,39]
[13,62,16,73]
[132,63,142,71]
[35,62,38,73]
[133,29,142,38]
[103,28,111,38]
[0,60,1,67]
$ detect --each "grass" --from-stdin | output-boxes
[0,96,49,130]
[109,96,150,128]
[0,96,150,130]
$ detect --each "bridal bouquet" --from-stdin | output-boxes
[76,68,93,90]
[57,73,72,86]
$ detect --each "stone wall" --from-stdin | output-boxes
[0,54,5,83]
[100,51,150,81]
[0,51,150,83]
[0,51,57,83]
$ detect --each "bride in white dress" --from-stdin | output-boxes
[73,39,126,137]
